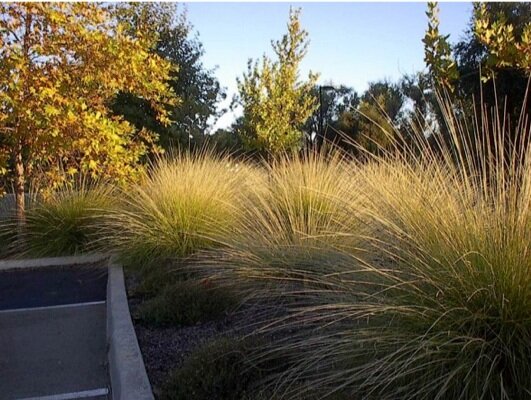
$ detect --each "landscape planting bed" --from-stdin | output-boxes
[125,272,244,397]
[130,305,240,396]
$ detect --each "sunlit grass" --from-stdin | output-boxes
[201,150,365,300]
[0,91,528,399]
[200,95,531,399]
[102,149,261,266]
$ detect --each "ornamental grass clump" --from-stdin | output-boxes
[104,150,260,266]
[354,100,530,400]
[203,150,365,299]
[205,96,531,400]
[6,181,115,257]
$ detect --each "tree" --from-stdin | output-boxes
[399,72,445,140]
[308,80,406,156]
[303,84,359,150]
[423,2,459,92]
[453,3,531,97]
[451,2,530,146]
[421,2,530,154]
[237,8,318,154]
[112,3,225,150]
[474,3,531,74]
[0,3,177,221]
[208,125,245,155]
[333,107,361,152]
[356,81,405,154]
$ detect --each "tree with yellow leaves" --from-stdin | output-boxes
[0,2,178,221]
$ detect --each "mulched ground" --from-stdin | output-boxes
[125,273,253,398]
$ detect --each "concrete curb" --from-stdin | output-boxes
[0,253,109,271]
[107,258,154,400]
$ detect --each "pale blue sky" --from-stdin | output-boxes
[185,2,473,130]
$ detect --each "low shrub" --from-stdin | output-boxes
[137,279,238,327]
[161,337,266,400]
[127,263,185,299]
[161,335,351,400]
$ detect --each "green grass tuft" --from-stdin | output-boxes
[1,183,114,257]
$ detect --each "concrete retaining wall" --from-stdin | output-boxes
[0,253,109,271]
[107,258,154,400]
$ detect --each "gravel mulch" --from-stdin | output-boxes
[125,273,257,398]
[132,316,235,396]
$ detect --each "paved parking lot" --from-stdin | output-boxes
[0,266,110,400]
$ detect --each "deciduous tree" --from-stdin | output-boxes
[237,8,318,154]
[474,2,531,74]
[423,2,530,151]
[423,2,459,91]
[0,3,177,221]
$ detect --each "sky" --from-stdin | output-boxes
[185,2,473,130]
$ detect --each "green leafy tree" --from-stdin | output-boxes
[423,2,459,91]
[112,3,225,150]
[474,2,531,74]
[208,125,245,155]
[315,81,405,156]
[452,2,530,145]
[421,2,530,153]
[333,107,361,152]
[303,84,360,150]
[357,81,405,154]
[0,3,177,221]
[237,8,318,154]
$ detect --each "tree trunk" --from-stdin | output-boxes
[14,144,25,228]
[14,8,32,230]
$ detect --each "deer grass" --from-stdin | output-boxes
[201,150,365,300]
[3,181,115,257]
[201,95,531,399]
[102,150,260,267]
